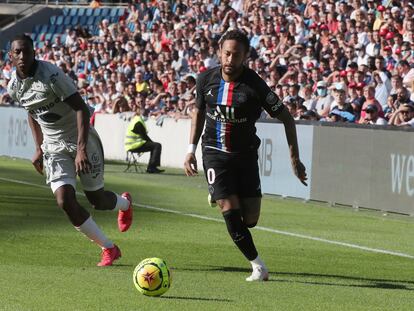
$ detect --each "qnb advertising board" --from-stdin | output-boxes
[0,107,34,160]
[256,122,313,200]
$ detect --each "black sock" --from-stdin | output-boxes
[222,209,258,261]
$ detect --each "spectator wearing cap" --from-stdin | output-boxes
[284,83,305,107]
[360,104,388,125]
[389,103,414,126]
[360,85,384,121]
[383,46,397,71]
[315,80,334,117]
[300,110,319,121]
[373,5,386,31]
[330,82,355,115]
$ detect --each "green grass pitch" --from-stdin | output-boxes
[1,157,414,311]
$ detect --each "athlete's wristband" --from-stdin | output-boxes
[187,144,197,154]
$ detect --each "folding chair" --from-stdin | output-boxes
[124,151,144,173]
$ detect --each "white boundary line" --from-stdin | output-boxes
[1,176,413,260]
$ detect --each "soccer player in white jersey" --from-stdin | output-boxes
[7,34,133,266]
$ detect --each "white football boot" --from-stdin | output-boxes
[246,265,269,282]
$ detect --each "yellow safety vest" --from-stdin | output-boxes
[125,115,147,151]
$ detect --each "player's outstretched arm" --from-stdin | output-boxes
[276,107,308,186]
[65,92,92,175]
[184,107,205,176]
[27,114,44,175]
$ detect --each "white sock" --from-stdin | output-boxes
[250,255,266,269]
[113,194,130,211]
[75,216,114,249]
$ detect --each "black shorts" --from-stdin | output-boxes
[202,147,262,201]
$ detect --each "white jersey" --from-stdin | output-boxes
[7,60,78,143]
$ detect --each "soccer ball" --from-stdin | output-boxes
[133,257,171,297]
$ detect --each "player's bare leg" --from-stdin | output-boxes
[217,195,268,281]
[54,185,120,266]
[84,188,133,232]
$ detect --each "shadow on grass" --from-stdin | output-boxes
[160,295,232,302]
[173,265,414,291]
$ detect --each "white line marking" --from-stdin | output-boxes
[1,177,413,259]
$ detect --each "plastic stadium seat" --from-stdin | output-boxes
[55,15,64,25]
[49,25,56,34]
[44,33,52,41]
[37,41,44,49]
[110,16,118,23]
[40,24,49,34]
[63,16,72,25]
[71,16,80,25]
[86,8,93,16]
[86,16,95,25]
[79,15,87,25]
[93,8,101,16]
[78,7,86,16]
[62,8,69,16]
[56,25,64,33]
[50,15,56,24]
[110,8,117,17]
[69,8,78,16]
[117,8,125,16]
[101,8,109,16]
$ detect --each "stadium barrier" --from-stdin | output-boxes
[2,107,413,214]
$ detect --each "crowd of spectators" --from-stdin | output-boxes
[1,0,414,127]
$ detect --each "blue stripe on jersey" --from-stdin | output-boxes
[215,80,225,149]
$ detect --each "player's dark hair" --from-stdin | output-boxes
[10,34,34,48]
[219,29,250,53]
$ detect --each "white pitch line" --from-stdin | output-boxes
[1,176,413,259]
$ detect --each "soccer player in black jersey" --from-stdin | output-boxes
[184,30,307,281]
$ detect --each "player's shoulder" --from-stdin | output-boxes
[35,60,63,82]
[242,66,263,82]
[196,66,220,84]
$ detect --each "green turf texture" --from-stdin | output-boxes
[1,157,414,311]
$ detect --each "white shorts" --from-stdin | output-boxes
[42,131,105,193]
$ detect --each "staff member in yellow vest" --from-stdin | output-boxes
[125,106,164,173]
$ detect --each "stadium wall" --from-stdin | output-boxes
[2,107,413,214]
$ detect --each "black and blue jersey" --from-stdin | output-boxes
[196,66,284,153]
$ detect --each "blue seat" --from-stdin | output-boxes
[110,16,118,23]
[86,8,93,16]
[39,24,49,34]
[93,8,101,16]
[44,33,52,41]
[101,8,109,16]
[71,16,80,25]
[37,41,44,49]
[62,8,69,16]
[49,15,57,24]
[79,15,87,25]
[110,8,117,17]
[78,7,86,16]
[86,16,95,25]
[117,8,125,16]
[63,16,72,25]
[56,25,64,33]
[49,25,57,34]
[55,15,64,25]
[69,8,78,16]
